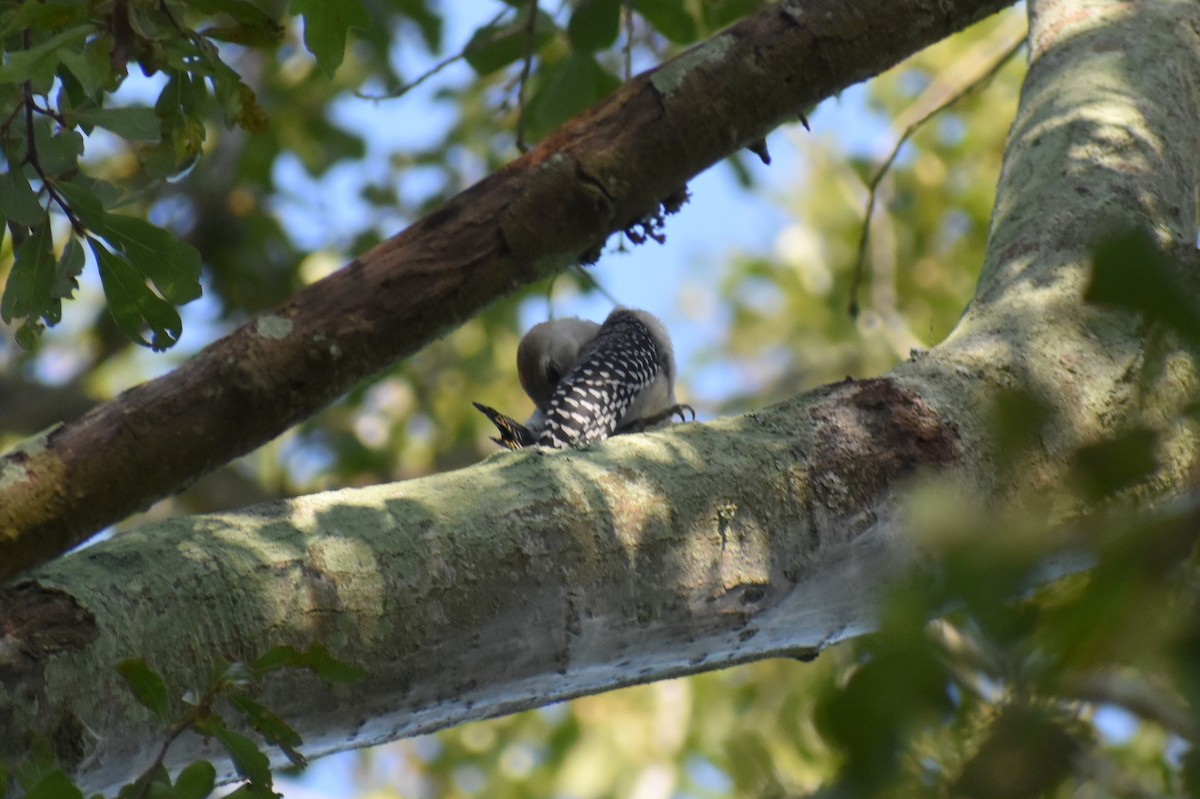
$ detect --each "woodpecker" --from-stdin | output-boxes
[474,317,599,449]
[475,309,693,450]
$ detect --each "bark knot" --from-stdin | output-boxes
[808,377,960,520]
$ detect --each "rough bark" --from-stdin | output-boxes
[0,0,1015,579]
[1,1,1197,793]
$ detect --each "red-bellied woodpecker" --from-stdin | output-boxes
[474,309,693,449]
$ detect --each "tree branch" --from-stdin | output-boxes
[4,1,1198,792]
[0,0,1016,580]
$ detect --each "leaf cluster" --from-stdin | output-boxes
[1,645,363,799]
[0,0,289,347]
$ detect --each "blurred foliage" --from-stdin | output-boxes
[716,10,1025,410]
[4,0,1197,798]
[10,646,365,799]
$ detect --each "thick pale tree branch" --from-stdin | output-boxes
[2,1,1198,793]
[0,0,1015,579]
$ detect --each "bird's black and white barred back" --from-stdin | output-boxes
[538,309,667,448]
[472,308,692,450]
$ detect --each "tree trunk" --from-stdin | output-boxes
[2,0,1198,795]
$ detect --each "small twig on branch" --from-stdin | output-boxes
[28,101,67,127]
[20,32,82,234]
[847,26,1026,317]
[356,8,508,102]
[514,0,541,153]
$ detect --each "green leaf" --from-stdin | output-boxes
[252,646,302,674]
[122,764,171,799]
[228,694,307,767]
[298,645,366,684]
[251,644,364,683]
[188,0,278,25]
[156,70,206,117]
[58,180,203,307]
[117,659,172,721]
[1072,427,1158,500]
[25,770,83,799]
[0,170,47,227]
[289,0,371,75]
[395,0,442,50]
[525,52,619,141]
[13,740,59,791]
[210,62,270,132]
[100,214,203,304]
[1086,229,1200,345]
[32,121,84,175]
[195,717,273,788]
[568,0,620,52]
[58,39,114,95]
[172,761,216,799]
[0,25,90,84]
[90,238,184,351]
[71,106,161,141]
[632,0,697,43]
[464,11,557,76]
[2,221,58,332]
[55,235,85,300]
[709,0,762,28]
[221,784,278,799]
[203,23,286,46]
